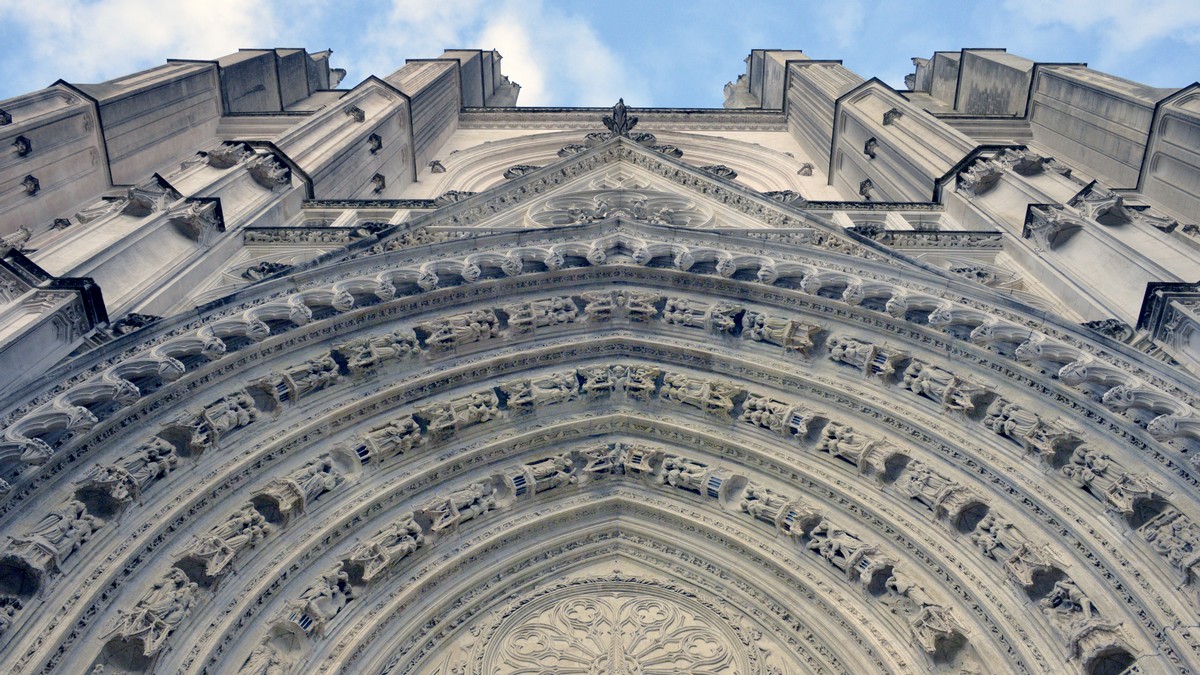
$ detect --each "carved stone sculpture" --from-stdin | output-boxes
[346,513,424,583]
[8,498,101,574]
[349,415,422,464]
[578,363,660,401]
[902,360,987,412]
[743,311,821,355]
[502,296,578,334]
[177,504,270,579]
[289,563,354,636]
[658,455,709,493]
[662,297,741,334]
[418,309,500,351]
[181,391,260,454]
[77,437,179,509]
[828,335,907,379]
[105,567,199,656]
[416,390,501,438]
[253,454,346,521]
[580,290,659,322]
[336,328,421,375]
[500,370,580,410]
[416,482,496,538]
[739,393,814,438]
[661,372,741,417]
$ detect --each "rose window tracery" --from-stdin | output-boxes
[476,582,754,674]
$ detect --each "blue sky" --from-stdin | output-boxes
[1,0,1198,106]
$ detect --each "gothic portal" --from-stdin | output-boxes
[0,46,1198,674]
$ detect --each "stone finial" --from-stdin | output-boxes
[602,98,638,137]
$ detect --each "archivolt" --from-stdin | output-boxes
[0,217,1196,673]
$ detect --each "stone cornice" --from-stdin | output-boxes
[458,107,788,131]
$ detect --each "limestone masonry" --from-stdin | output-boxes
[0,45,1197,673]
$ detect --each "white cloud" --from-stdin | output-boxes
[812,0,866,49]
[0,0,277,90]
[1002,0,1200,53]
[347,0,645,106]
[474,1,649,106]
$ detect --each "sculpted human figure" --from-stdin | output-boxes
[969,514,1009,559]
[341,329,420,373]
[807,520,865,570]
[293,455,341,503]
[348,513,424,582]
[363,416,422,457]
[120,438,180,489]
[528,453,574,491]
[828,335,874,369]
[17,498,101,564]
[885,570,937,611]
[1062,445,1111,491]
[109,567,199,655]
[659,455,708,492]
[298,564,354,624]
[240,641,290,675]
[423,483,495,534]
[1040,579,1094,622]
[663,297,709,329]
[739,483,790,523]
[575,444,627,480]
[183,506,270,576]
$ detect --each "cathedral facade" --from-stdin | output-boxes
[0,45,1197,673]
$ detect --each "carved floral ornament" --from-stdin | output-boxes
[0,148,1198,673]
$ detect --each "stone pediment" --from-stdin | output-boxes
[360,136,890,262]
